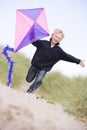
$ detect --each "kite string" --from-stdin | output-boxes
[2,45,14,87]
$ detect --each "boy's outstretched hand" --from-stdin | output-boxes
[79,60,85,67]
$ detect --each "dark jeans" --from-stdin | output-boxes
[26,65,47,92]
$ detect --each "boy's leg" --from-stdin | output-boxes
[27,70,47,93]
[26,65,38,82]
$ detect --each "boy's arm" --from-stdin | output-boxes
[59,47,85,67]
[32,40,41,47]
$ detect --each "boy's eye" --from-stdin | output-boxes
[56,36,60,40]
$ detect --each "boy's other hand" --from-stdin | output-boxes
[80,60,85,67]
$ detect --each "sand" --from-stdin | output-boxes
[0,84,87,130]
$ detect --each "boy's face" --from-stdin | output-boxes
[51,33,63,45]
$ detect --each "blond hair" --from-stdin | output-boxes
[53,29,64,39]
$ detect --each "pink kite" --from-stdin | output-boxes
[14,8,49,52]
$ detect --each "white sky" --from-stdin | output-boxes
[0,0,87,77]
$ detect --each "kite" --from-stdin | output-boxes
[14,8,49,52]
[2,45,14,87]
[1,8,49,87]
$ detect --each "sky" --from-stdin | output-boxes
[0,0,87,77]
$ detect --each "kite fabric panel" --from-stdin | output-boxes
[14,8,49,52]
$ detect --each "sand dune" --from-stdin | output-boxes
[0,84,86,130]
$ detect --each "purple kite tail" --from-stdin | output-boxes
[7,61,15,86]
[2,45,15,87]
[2,45,14,62]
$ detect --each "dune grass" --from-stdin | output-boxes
[39,73,87,119]
[0,45,87,120]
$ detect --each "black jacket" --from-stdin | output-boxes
[31,40,81,71]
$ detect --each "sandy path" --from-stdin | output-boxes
[0,84,86,130]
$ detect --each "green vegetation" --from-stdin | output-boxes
[0,45,87,120]
[39,73,87,119]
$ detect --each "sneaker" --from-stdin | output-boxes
[27,89,33,94]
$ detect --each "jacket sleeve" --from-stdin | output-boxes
[32,40,41,47]
[59,47,81,64]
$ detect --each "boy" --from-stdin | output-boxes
[26,29,85,93]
